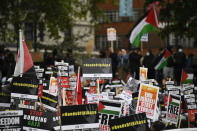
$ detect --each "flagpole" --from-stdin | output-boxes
[75,66,80,105]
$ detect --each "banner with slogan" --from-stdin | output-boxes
[0,83,11,108]
[109,113,148,131]
[57,76,69,88]
[0,110,23,130]
[86,92,109,104]
[17,99,36,110]
[38,91,58,112]
[11,76,38,100]
[23,108,52,131]
[188,109,197,122]
[82,58,112,79]
[98,99,122,131]
[136,84,159,120]
[166,94,181,125]
[55,104,99,130]
[139,67,148,81]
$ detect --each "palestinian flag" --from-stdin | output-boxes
[181,70,193,84]
[154,49,171,70]
[99,100,122,115]
[14,30,34,77]
[129,7,158,47]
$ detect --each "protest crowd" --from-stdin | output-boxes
[1,8,197,131]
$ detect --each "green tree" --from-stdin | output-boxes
[144,0,197,47]
[0,0,106,51]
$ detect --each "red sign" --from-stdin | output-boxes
[57,76,69,88]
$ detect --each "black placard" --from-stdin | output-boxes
[82,58,112,79]
[22,108,52,131]
[58,104,99,130]
[109,113,148,131]
[0,110,23,130]
[11,76,38,100]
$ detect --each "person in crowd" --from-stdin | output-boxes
[163,47,174,80]
[128,48,142,80]
[143,49,155,79]
[64,49,75,66]
[117,49,128,80]
[2,50,15,82]
[99,50,106,58]
[108,47,118,79]
[173,47,186,85]
[185,53,194,72]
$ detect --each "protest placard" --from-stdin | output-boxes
[139,67,148,81]
[109,113,148,131]
[136,84,159,120]
[56,104,99,130]
[11,76,38,100]
[82,58,112,79]
[0,84,11,108]
[166,94,181,124]
[0,110,23,130]
[98,99,122,131]
[38,91,58,112]
[23,108,52,131]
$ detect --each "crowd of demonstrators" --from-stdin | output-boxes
[98,46,197,87]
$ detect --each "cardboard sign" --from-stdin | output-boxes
[98,99,122,131]
[139,67,148,81]
[109,113,148,131]
[0,110,23,130]
[11,76,38,100]
[49,77,58,96]
[18,99,35,110]
[166,94,181,124]
[107,28,116,41]
[119,90,132,104]
[82,58,112,79]
[57,76,69,88]
[188,109,197,122]
[136,84,159,120]
[86,92,109,104]
[57,104,99,130]
[23,109,52,130]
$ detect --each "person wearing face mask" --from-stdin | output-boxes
[143,50,155,79]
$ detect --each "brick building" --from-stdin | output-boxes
[95,0,166,51]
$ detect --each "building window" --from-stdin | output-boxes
[98,11,121,23]
[95,35,121,50]
[128,8,143,22]
[24,23,33,41]
[97,8,143,23]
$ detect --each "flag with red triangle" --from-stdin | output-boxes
[14,30,34,77]
[75,67,82,105]
[181,69,188,83]
[181,70,193,84]
[129,7,158,47]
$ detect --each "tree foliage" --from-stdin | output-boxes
[0,0,106,44]
[144,0,197,46]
